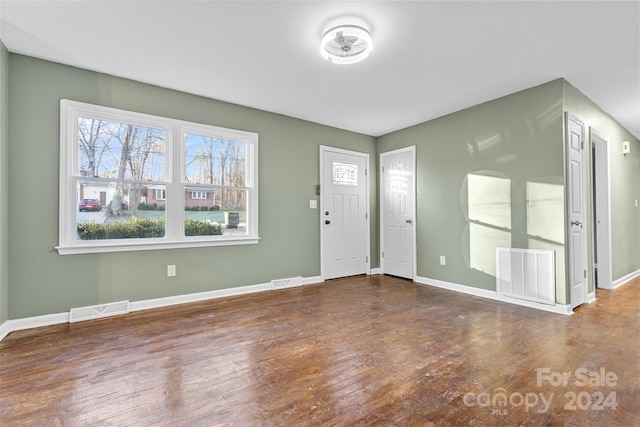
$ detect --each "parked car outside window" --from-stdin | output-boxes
[79,198,102,212]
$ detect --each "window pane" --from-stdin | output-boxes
[60,100,259,253]
[184,134,246,186]
[77,117,165,180]
[184,188,247,236]
[333,161,358,186]
[76,181,166,240]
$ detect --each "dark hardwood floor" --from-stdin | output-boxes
[1,275,638,426]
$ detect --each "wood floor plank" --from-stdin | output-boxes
[1,275,638,426]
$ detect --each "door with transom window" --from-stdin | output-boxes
[320,146,369,280]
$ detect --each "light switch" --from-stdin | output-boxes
[309,200,318,209]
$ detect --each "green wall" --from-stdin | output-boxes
[377,80,568,304]
[0,41,8,323]
[4,53,638,320]
[7,54,377,319]
[563,81,640,282]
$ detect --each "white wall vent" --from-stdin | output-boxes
[69,300,130,323]
[496,248,555,305]
[271,276,303,290]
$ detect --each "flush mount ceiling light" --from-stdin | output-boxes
[320,25,373,65]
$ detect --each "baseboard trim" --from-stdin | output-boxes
[130,282,273,313]
[0,320,11,341]
[0,275,325,342]
[612,269,640,289]
[1,272,580,341]
[370,268,382,275]
[301,275,323,286]
[0,312,70,341]
[414,275,573,315]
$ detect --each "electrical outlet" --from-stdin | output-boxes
[440,256,446,266]
[167,265,176,277]
[635,199,638,207]
[309,200,318,209]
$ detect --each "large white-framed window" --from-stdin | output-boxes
[57,100,259,254]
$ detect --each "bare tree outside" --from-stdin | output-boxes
[78,118,109,177]
[77,117,166,218]
[184,134,247,210]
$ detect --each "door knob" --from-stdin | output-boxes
[571,220,582,227]
[406,219,412,224]
[325,220,331,225]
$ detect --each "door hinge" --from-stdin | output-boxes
[365,213,368,220]
[365,169,367,176]
[381,251,384,258]
[382,166,385,173]
[584,269,587,278]
[366,256,369,263]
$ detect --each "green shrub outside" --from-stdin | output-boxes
[137,203,220,212]
[77,217,222,240]
[184,218,223,236]
[138,202,158,210]
[184,205,220,211]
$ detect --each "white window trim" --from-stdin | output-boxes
[57,100,259,255]
[191,191,207,200]
[155,189,167,200]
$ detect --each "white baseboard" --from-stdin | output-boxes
[0,312,70,341]
[301,275,323,285]
[130,282,274,313]
[0,275,325,342]
[612,269,640,289]
[1,272,580,341]
[370,268,382,275]
[414,275,573,315]
[0,320,11,341]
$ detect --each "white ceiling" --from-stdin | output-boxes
[1,1,638,138]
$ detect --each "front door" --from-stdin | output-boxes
[320,146,369,280]
[380,147,416,279]
[566,113,588,308]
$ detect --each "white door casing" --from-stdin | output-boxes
[320,146,369,280]
[380,147,416,279]
[591,127,612,290]
[590,128,613,289]
[566,113,588,308]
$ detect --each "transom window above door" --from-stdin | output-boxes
[332,161,358,186]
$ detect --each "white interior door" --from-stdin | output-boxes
[380,147,416,279]
[320,146,369,280]
[591,127,612,290]
[566,113,588,308]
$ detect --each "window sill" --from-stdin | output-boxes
[56,236,260,255]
